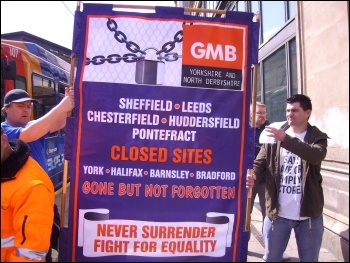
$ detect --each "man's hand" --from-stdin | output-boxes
[264,126,286,142]
[246,171,256,189]
[65,86,74,98]
[61,86,74,111]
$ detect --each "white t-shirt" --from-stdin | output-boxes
[278,129,308,220]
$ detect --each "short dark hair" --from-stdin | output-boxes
[286,94,312,111]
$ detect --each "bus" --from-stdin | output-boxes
[1,39,71,191]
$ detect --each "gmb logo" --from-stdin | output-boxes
[190,42,237,61]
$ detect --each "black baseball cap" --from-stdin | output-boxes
[4,89,38,105]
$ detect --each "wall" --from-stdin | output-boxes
[296,1,349,261]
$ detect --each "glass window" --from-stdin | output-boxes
[15,76,26,91]
[261,1,285,42]
[32,74,56,120]
[233,2,238,11]
[33,74,54,91]
[237,1,245,12]
[250,1,260,22]
[289,38,298,95]
[256,64,262,102]
[207,1,218,10]
[59,82,68,98]
[250,1,259,13]
[251,64,262,102]
[226,1,235,11]
[263,46,287,122]
[288,1,295,19]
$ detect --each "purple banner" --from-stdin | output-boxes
[62,4,259,262]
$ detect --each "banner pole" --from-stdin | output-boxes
[60,52,77,227]
[245,63,258,231]
[245,12,260,232]
[112,4,227,15]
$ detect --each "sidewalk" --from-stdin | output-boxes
[55,186,342,262]
[247,199,342,262]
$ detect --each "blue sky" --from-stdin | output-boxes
[1,1,175,49]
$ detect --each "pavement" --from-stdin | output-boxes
[55,185,342,262]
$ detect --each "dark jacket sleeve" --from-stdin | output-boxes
[253,143,268,184]
[280,133,328,165]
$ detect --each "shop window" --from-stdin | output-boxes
[288,1,295,19]
[261,1,285,42]
[289,38,298,95]
[263,46,287,122]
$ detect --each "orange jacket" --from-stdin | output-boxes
[1,140,54,262]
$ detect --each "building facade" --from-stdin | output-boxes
[176,1,349,261]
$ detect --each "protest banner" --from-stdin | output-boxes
[60,3,259,262]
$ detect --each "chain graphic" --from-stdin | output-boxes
[86,19,183,66]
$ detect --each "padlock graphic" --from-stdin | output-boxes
[135,48,165,85]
